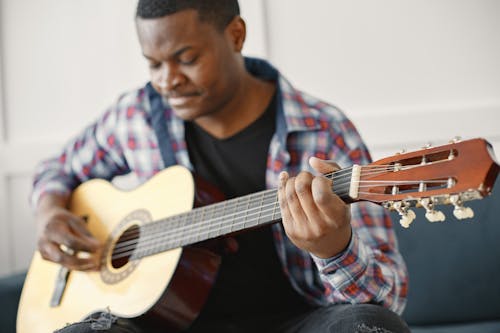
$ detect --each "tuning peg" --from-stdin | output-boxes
[425,210,446,222]
[392,201,416,228]
[419,198,446,222]
[422,142,432,149]
[449,136,462,144]
[400,210,416,228]
[453,206,474,219]
[449,194,474,220]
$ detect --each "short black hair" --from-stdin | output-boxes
[136,0,240,31]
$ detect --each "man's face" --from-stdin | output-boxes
[136,10,242,121]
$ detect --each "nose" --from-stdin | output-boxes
[153,62,185,91]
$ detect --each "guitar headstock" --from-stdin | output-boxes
[355,138,499,228]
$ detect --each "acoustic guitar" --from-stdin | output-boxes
[17,137,499,332]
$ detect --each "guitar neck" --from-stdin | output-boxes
[131,168,355,259]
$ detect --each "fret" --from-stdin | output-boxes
[234,197,248,230]
[197,206,211,243]
[231,196,248,233]
[243,194,251,229]
[218,200,230,236]
[227,197,238,233]
[170,213,182,248]
[219,201,232,235]
[261,190,276,224]
[270,190,280,221]
[151,224,166,254]
[181,209,196,247]
[148,223,161,256]
[145,221,158,257]
[196,206,205,242]
[256,191,265,226]
[230,196,245,233]
[201,207,209,242]
[211,203,221,236]
[204,204,216,239]
[246,193,260,228]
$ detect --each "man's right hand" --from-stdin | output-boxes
[36,194,102,271]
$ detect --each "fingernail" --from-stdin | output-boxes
[279,171,287,181]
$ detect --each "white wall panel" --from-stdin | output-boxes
[2,0,148,143]
[0,0,12,277]
[8,175,37,273]
[3,0,268,145]
[352,106,500,160]
[265,0,500,118]
[240,0,268,58]
[0,176,11,276]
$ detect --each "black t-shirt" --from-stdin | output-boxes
[185,92,310,325]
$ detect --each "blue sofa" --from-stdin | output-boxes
[392,176,500,332]
[2,179,500,332]
[0,272,24,333]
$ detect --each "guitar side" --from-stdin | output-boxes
[17,166,198,333]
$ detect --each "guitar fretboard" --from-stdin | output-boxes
[131,169,354,260]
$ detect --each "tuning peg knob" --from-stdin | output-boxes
[399,210,416,228]
[419,198,446,223]
[392,201,416,228]
[449,194,474,220]
[425,210,446,222]
[453,206,474,219]
[449,136,462,144]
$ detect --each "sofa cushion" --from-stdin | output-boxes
[411,320,500,333]
[0,272,26,333]
[393,178,500,326]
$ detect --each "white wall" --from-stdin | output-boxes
[0,0,499,277]
[264,0,500,158]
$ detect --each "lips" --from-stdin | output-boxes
[164,91,201,107]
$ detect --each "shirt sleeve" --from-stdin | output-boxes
[30,103,131,208]
[312,202,408,314]
[312,135,408,314]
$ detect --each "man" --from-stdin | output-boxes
[33,0,409,332]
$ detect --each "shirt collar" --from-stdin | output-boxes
[245,57,323,135]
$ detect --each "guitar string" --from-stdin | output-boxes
[111,164,438,254]
[114,163,414,245]
[115,176,447,249]
[110,165,396,249]
[113,190,284,256]
[112,177,450,259]
[113,172,359,256]
[111,176,447,259]
[111,167,357,246]
[111,166,445,255]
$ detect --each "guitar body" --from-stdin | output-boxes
[17,166,221,333]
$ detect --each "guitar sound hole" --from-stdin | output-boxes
[111,225,140,269]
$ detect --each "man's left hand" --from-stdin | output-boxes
[278,157,352,259]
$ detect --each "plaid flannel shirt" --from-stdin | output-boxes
[32,58,408,314]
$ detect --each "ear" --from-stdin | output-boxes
[225,16,246,52]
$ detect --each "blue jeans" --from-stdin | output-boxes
[55,304,410,333]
